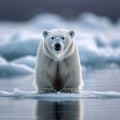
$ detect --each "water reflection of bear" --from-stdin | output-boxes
[36,100,83,120]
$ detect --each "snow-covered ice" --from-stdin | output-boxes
[0,88,120,100]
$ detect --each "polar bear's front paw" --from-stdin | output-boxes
[37,88,57,94]
[60,88,79,93]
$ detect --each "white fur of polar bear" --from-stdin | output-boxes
[34,29,83,93]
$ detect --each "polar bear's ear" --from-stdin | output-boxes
[43,31,49,37]
[69,31,75,37]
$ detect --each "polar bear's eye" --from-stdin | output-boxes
[51,37,54,40]
[61,37,65,40]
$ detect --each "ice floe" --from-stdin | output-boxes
[0,88,120,100]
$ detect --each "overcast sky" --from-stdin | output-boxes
[0,0,120,21]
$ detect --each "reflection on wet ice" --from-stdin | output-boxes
[36,100,83,120]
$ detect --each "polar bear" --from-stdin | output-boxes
[34,29,83,93]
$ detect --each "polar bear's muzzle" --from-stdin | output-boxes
[54,43,62,51]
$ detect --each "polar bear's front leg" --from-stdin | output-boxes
[61,72,83,93]
[35,71,56,93]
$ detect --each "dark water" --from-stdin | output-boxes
[0,68,120,120]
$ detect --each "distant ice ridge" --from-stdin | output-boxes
[0,88,120,100]
[0,12,120,75]
[0,36,40,60]
[0,62,33,76]
[0,56,34,77]
[12,56,36,69]
[0,56,7,63]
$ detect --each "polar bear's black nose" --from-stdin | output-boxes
[54,43,62,51]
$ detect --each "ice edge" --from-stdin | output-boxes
[0,88,120,101]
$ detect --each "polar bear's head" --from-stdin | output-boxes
[43,29,75,61]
